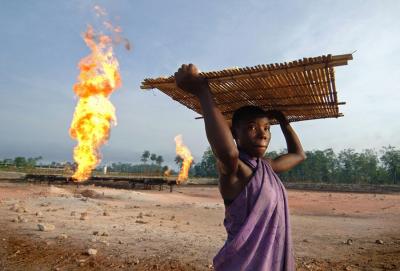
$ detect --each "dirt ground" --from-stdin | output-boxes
[0,180,399,271]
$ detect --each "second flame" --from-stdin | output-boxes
[174,135,193,184]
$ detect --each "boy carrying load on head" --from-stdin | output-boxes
[175,64,306,271]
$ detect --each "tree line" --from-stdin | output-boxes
[2,146,399,184]
[192,146,400,184]
[107,150,169,174]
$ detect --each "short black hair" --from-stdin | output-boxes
[231,106,269,131]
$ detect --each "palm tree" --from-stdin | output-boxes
[156,155,164,166]
[141,150,150,164]
[150,153,157,164]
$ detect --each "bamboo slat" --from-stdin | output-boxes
[140,53,352,124]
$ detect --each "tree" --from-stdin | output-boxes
[356,149,379,184]
[156,155,164,166]
[175,155,183,166]
[14,157,27,167]
[381,146,400,184]
[150,153,157,164]
[193,147,218,177]
[27,156,43,167]
[141,150,150,164]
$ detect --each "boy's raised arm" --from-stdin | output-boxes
[267,111,307,173]
[174,64,239,175]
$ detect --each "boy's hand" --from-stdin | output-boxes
[174,64,210,97]
[267,110,289,124]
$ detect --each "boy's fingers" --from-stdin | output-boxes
[188,63,197,74]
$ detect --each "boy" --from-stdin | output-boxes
[175,64,306,271]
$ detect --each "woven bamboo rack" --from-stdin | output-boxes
[141,54,352,124]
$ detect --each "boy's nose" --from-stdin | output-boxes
[257,129,267,139]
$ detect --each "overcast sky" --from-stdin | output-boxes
[0,0,399,168]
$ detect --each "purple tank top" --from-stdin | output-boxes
[213,151,295,271]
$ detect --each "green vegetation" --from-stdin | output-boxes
[0,156,43,168]
[108,150,168,175]
[193,146,400,184]
[193,147,218,178]
[2,146,399,184]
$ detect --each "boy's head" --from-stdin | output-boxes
[231,106,271,158]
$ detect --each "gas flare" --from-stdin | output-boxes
[164,168,172,177]
[174,135,193,184]
[69,11,123,182]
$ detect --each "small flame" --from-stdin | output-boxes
[164,169,172,177]
[174,135,193,184]
[69,9,124,182]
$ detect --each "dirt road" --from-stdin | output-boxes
[0,181,399,270]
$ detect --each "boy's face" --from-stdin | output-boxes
[234,116,271,158]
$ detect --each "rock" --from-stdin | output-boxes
[92,231,100,236]
[36,211,43,217]
[16,207,26,213]
[137,212,143,219]
[375,239,384,244]
[101,231,109,237]
[170,215,175,220]
[87,248,97,256]
[80,212,89,220]
[81,189,101,199]
[103,211,110,216]
[345,239,353,245]
[186,222,190,225]
[100,240,109,246]
[11,218,18,223]
[135,220,147,224]
[302,239,310,243]
[9,203,19,211]
[17,215,28,223]
[38,223,55,232]
[57,234,68,240]
[118,240,123,244]
[70,211,77,216]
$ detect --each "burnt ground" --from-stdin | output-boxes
[0,180,399,271]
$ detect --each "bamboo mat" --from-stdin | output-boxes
[141,54,352,124]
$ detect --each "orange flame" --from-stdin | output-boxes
[164,169,172,177]
[69,22,121,182]
[174,135,193,184]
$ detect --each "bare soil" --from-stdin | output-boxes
[0,180,399,271]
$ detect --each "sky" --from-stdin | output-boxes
[0,0,399,168]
